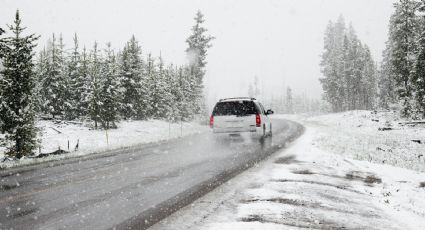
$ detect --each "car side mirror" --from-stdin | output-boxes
[266,109,274,115]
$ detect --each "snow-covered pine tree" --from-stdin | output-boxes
[412,0,425,118]
[175,66,193,121]
[388,0,421,117]
[78,46,90,118]
[149,54,173,119]
[0,10,39,157]
[41,33,68,118]
[185,10,214,117]
[320,16,378,112]
[119,36,148,120]
[88,42,102,129]
[378,35,398,109]
[361,46,378,110]
[34,48,49,113]
[99,43,120,129]
[66,33,81,120]
[320,19,346,112]
[165,64,179,121]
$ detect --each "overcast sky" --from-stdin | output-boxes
[1,0,396,106]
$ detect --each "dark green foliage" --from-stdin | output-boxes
[88,42,102,129]
[185,10,214,117]
[0,10,39,157]
[99,43,120,129]
[40,34,68,118]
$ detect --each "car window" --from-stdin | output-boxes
[213,101,258,116]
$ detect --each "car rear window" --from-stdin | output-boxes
[212,101,258,116]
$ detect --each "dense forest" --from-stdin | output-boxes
[320,0,425,119]
[0,10,213,157]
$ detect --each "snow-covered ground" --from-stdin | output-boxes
[304,110,425,172]
[0,119,208,168]
[151,111,425,230]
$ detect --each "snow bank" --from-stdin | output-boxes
[0,119,208,168]
[279,111,425,172]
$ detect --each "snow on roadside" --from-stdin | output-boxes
[279,111,425,172]
[151,114,425,230]
[0,119,208,168]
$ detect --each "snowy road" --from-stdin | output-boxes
[0,119,303,230]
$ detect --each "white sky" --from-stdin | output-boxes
[1,0,396,106]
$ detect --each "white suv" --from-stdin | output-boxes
[210,97,273,138]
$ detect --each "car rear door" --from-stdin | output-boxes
[212,101,257,133]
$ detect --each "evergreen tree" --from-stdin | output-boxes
[165,64,179,121]
[413,0,425,117]
[149,55,173,119]
[66,33,81,119]
[320,16,378,112]
[41,33,68,118]
[99,43,120,129]
[78,46,90,117]
[119,36,148,119]
[378,39,398,108]
[34,48,48,113]
[361,46,378,110]
[185,10,214,116]
[0,10,39,157]
[88,42,102,129]
[388,0,420,117]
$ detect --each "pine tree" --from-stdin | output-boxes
[185,10,214,116]
[320,18,346,112]
[34,48,48,113]
[0,10,39,157]
[361,46,378,110]
[320,16,378,112]
[413,0,425,117]
[41,33,68,118]
[149,55,173,119]
[119,36,148,120]
[88,42,102,129]
[78,46,90,117]
[165,64,179,121]
[388,0,420,117]
[66,33,81,120]
[378,39,398,108]
[99,43,120,129]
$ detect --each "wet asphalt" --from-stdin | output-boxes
[0,118,304,230]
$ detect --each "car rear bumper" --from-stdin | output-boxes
[212,127,262,135]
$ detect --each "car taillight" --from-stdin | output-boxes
[210,115,214,128]
[256,114,261,127]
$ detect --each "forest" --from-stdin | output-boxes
[0,10,213,157]
[320,0,425,119]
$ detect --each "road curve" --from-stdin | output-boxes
[0,118,304,230]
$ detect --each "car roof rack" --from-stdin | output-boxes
[219,97,256,102]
